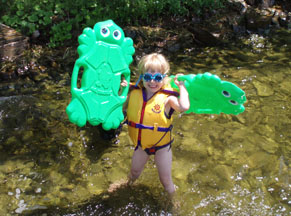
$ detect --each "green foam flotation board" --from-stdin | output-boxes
[170,72,247,115]
[66,20,135,130]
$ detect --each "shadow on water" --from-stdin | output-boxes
[27,184,171,216]
[0,94,116,161]
[0,89,120,215]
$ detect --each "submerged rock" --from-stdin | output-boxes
[253,80,274,96]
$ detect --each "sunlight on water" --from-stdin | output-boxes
[0,29,290,215]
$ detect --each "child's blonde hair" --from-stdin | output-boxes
[137,53,170,76]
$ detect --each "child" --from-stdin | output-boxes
[121,53,190,195]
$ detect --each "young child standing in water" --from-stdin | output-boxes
[121,53,190,195]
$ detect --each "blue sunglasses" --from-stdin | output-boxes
[143,73,166,82]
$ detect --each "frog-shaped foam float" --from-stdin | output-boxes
[66,20,135,130]
[170,72,246,115]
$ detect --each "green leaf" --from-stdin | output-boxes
[16,2,24,10]
[27,22,36,34]
[1,15,9,22]
[66,24,72,31]
[34,5,40,11]
[37,10,45,17]
[20,20,28,27]
[21,14,28,20]
[43,16,52,25]
[76,14,83,22]
[28,14,38,22]
[16,11,24,16]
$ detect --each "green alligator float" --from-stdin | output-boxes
[170,73,246,115]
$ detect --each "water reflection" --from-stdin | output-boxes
[0,29,290,215]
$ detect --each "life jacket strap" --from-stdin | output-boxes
[127,120,173,132]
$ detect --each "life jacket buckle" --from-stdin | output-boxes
[149,148,155,153]
[153,123,158,131]
[128,121,136,128]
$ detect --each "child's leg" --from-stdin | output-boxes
[154,146,175,194]
[128,146,149,184]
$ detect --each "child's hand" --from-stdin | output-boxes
[174,73,185,88]
[165,73,190,113]
[120,79,128,88]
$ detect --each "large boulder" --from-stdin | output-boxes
[245,8,273,30]
[0,23,29,60]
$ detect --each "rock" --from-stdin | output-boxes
[213,165,233,182]
[278,11,289,27]
[87,173,107,195]
[233,24,247,34]
[123,27,139,42]
[279,78,291,94]
[258,15,273,29]
[22,130,34,142]
[245,8,272,30]
[230,0,249,14]
[252,80,274,96]
[186,25,221,46]
[260,136,279,154]
[172,159,195,182]
[246,0,256,6]
[259,0,275,10]
[0,24,29,60]
[166,41,181,53]
[271,13,281,27]
[31,30,40,39]
[248,151,277,171]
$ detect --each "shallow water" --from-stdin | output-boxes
[0,29,290,215]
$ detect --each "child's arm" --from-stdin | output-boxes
[165,74,190,113]
[120,79,130,111]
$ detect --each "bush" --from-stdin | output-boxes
[1,0,226,47]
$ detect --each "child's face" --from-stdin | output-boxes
[142,69,165,94]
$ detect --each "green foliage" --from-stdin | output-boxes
[1,0,226,47]
[49,21,72,47]
[2,0,54,34]
[183,0,226,15]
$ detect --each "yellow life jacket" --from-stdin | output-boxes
[127,83,179,150]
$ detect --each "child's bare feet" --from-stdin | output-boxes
[107,179,129,193]
[161,191,181,214]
